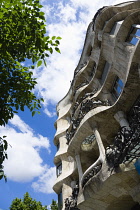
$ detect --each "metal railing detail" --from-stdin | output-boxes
[106,99,140,168]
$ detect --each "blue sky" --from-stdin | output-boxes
[0,0,134,209]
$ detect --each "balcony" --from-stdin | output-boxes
[66,96,110,144]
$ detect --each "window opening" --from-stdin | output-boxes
[56,162,62,177]
[56,143,60,151]
[58,192,63,210]
[101,61,110,84]
[126,24,140,45]
[112,77,124,98]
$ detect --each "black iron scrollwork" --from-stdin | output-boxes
[73,80,88,96]
[106,100,140,168]
[72,88,98,117]
[66,95,110,144]
[82,163,102,188]
[106,126,134,167]
[65,184,80,210]
[74,61,88,76]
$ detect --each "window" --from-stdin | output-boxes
[56,143,60,151]
[56,163,62,177]
[101,61,110,84]
[110,21,123,35]
[58,192,63,210]
[126,24,140,45]
[112,77,124,98]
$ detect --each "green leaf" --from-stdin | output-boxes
[31,65,35,69]
[3,136,7,138]
[0,175,3,180]
[55,47,61,53]
[49,48,53,54]
[55,40,60,45]
[38,4,43,8]
[56,36,62,40]
[52,36,56,40]
[37,60,42,67]
[4,140,8,151]
[5,154,8,159]
[43,59,47,66]
[20,105,24,112]
[45,53,49,57]
[32,111,36,117]
[44,36,49,41]
[39,11,45,16]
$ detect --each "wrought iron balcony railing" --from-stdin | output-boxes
[74,61,88,76]
[73,80,89,96]
[82,160,102,187]
[106,98,140,168]
[64,183,80,210]
[66,96,110,144]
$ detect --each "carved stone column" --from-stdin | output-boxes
[75,154,83,183]
[75,153,85,207]
[75,153,85,205]
[93,127,105,159]
[114,111,130,128]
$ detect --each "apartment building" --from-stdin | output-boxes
[53,1,140,209]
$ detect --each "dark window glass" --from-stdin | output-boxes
[101,61,110,84]
[58,192,63,210]
[126,25,140,45]
[56,143,60,151]
[56,163,62,177]
[130,37,139,45]
[127,35,139,45]
[112,77,124,98]
[135,28,140,37]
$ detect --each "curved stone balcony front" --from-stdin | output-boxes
[77,103,140,210]
[81,157,103,188]
[66,97,110,144]
[80,126,106,189]
[78,160,140,210]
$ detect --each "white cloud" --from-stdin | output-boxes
[9,115,33,133]
[56,2,77,23]
[32,166,56,194]
[44,108,56,118]
[0,115,50,183]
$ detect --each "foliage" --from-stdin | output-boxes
[0,0,61,180]
[9,192,58,210]
[10,192,48,210]
[0,0,61,124]
[50,199,58,210]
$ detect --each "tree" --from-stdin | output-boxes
[0,0,61,180]
[10,192,48,210]
[9,192,58,210]
[50,199,58,210]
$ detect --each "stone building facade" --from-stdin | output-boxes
[53,1,140,209]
